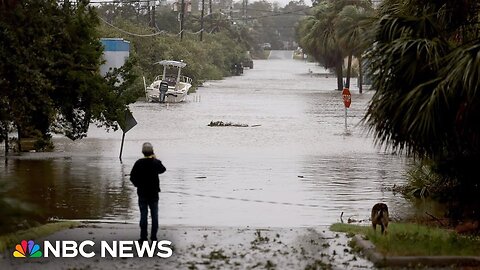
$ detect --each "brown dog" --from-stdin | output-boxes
[371,203,389,234]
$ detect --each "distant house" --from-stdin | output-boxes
[100,38,130,76]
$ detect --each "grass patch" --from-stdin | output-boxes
[0,221,79,253]
[330,223,480,256]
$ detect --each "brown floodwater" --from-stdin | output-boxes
[0,52,437,227]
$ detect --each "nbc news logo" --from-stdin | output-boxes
[13,240,42,258]
[12,239,173,258]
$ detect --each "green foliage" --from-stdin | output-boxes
[96,18,246,86]
[363,0,480,196]
[228,0,309,51]
[298,0,374,90]
[0,0,138,142]
[95,0,309,61]
[299,1,341,68]
[404,160,445,198]
[392,159,462,201]
[331,223,480,256]
[101,57,142,130]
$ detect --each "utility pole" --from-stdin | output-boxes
[180,0,185,40]
[147,1,151,26]
[151,1,156,28]
[209,0,213,31]
[200,0,205,41]
[243,0,248,24]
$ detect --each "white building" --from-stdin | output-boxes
[100,38,130,76]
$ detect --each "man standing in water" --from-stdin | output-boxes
[130,142,166,242]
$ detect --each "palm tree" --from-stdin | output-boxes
[335,4,374,93]
[298,0,374,91]
[364,0,480,190]
[299,1,344,90]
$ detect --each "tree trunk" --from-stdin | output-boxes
[346,53,352,89]
[4,127,8,164]
[4,130,8,155]
[16,124,21,152]
[4,129,7,164]
[358,55,363,94]
[336,62,343,91]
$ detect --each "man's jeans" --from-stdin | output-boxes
[138,197,159,241]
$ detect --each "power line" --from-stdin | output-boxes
[89,0,156,4]
[191,7,311,23]
[99,16,168,37]
[237,6,312,20]
[100,16,207,37]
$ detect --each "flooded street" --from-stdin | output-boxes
[1,52,414,227]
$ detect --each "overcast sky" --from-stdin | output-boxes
[92,0,313,9]
[265,0,312,7]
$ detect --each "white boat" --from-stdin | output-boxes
[144,60,192,103]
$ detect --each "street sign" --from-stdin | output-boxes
[342,88,352,130]
[120,110,137,133]
[342,88,351,108]
[119,110,137,161]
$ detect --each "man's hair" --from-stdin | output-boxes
[142,142,154,156]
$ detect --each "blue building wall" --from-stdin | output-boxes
[100,38,130,76]
[101,38,130,52]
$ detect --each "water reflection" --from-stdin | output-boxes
[1,55,421,227]
[1,158,133,221]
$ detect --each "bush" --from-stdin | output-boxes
[97,20,247,89]
[397,159,449,199]
[393,159,480,222]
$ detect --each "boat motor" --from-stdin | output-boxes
[159,81,169,102]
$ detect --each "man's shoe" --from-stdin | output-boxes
[138,238,148,243]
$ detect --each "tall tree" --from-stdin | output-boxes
[364,0,480,199]
[298,0,373,91]
[0,0,139,147]
[299,1,344,90]
[335,3,374,93]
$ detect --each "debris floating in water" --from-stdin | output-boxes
[208,121,249,127]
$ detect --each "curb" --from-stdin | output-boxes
[352,235,480,268]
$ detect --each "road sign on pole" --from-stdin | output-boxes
[120,110,137,133]
[342,88,351,108]
[119,110,137,161]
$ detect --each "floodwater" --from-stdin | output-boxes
[0,51,420,227]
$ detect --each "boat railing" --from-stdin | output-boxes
[153,74,192,84]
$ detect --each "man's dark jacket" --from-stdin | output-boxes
[130,157,166,199]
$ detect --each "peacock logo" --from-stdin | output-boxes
[13,240,43,258]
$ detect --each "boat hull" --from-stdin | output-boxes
[146,81,191,103]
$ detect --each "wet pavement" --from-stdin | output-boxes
[0,223,373,269]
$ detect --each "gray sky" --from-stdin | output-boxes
[92,0,312,9]
[266,0,312,7]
